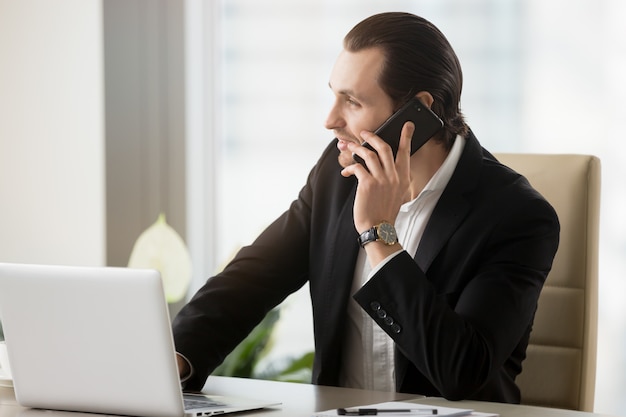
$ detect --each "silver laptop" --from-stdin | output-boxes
[0,262,280,417]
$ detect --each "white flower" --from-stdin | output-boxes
[128,213,191,303]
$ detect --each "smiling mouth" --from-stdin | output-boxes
[336,136,360,145]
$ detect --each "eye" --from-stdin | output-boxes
[346,97,360,107]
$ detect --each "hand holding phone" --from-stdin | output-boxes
[352,97,443,166]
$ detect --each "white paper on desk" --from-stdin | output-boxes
[313,401,498,417]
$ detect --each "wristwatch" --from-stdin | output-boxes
[358,221,398,248]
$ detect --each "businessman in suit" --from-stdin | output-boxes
[172,12,559,403]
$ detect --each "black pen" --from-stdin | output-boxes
[337,408,438,415]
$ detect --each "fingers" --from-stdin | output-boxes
[395,121,415,176]
[354,131,395,176]
[398,121,415,159]
[342,122,415,234]
[343,121,415,177]
[340,141,374,178]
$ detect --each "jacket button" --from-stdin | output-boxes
[391,323,402,334]
[384,316,394,326]
[377,309,387,318]
[370,301,381,311]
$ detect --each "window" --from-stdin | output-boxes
[186,1,626,414]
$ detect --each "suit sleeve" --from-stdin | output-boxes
[171,142,338,391]
[353,184,559,400]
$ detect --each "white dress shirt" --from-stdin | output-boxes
[339,136,465,391]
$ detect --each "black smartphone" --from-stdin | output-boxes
[352,97,444,166]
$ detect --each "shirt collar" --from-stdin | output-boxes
[401,135,465,211]
[423,134,465,194]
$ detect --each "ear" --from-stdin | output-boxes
[415,91,434,108]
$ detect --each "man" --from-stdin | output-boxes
[173,12,559,403]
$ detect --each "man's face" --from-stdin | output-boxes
[326,47,396,168]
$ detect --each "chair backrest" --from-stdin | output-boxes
[495,153,601,411]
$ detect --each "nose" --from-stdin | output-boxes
[324,100,345,131]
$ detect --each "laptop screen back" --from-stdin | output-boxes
[0,263,184,417]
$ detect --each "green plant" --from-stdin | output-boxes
[255,351,314,383]
[213,308,313,383]
[0,320,4,341]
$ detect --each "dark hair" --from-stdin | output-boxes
[344,12,468,148]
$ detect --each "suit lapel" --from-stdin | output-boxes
[414,193,470,272]
[333,188,360,277]
[414,133,484,273]
[325,181,360,292]
[315,179,360,384]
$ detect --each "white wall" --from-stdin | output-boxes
[0,0,105,266]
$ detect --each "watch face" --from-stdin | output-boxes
[377,222,398,245]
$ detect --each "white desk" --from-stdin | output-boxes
[204,377,620,417]
[412,397,618,417]
[0,376,620,417]
[203,375,416,416]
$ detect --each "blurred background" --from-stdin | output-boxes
[1,0,625,415]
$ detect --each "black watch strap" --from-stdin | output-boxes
[358,227,378,248]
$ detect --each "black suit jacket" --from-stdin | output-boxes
[172,132,560,403]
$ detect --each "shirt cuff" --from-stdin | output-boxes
[368,248,404,278]
[176,352,194,386]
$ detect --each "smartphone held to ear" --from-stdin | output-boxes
[352,97,444,167]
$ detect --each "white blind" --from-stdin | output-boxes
[186,3,626,414]
[214,0,524,263]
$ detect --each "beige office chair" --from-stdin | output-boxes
[495,153,601,411]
